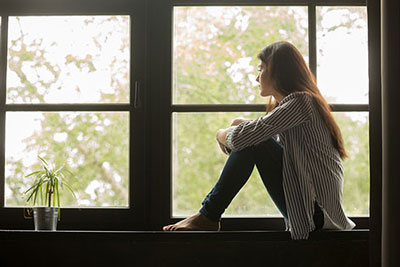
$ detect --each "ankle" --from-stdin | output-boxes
[198,212,219,223]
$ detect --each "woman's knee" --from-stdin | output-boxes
[253,138,283,161]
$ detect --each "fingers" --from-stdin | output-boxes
[230,118,241,126]
[217,142,228,155]
[231,117,247,126]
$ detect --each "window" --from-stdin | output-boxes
[0,0,147,230]
[171,2,370,228]
[0,0,376,231]
[5,16,130,208]
[316,7,369,216]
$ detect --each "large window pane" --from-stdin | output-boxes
[7,16,130,103]
[334,112,369,216]
[173,6,308,104]
[317,7,368,104]
[5,112,129,207]
[172,112,369,217]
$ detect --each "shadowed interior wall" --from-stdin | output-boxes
[381,0,400,266]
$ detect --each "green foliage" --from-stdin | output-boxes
[173,7,308,105]
[335,113,370,215]
[24,156,77,219]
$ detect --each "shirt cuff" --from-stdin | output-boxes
[225,126,237,151]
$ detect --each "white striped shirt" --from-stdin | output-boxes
[225,91,355,240]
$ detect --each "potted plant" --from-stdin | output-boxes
[24,156,77,231]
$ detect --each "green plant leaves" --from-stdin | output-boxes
[24,156,76,213]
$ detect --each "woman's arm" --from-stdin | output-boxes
[216,117,250,154]
[226,93,313,152]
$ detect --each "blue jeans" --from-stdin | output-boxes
[199,138,324,229]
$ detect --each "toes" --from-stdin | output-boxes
[163,225,173,231]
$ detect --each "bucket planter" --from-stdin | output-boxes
[33,207,58,231]
[24,156,76,231]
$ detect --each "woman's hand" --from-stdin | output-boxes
[231,117,249,126]
[216,117,249,155]
[217,141,230,155]
[216,128,230,155]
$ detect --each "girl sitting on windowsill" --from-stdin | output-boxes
[163,41,355,240]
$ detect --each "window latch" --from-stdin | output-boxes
[134,81,141,109]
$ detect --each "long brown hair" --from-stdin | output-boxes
[257,41,348,159]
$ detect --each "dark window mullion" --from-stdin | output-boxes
[172,0,366,6]
[172,104,267,113]
[0,0,136,16]
[172,104,369,113]
[330,104,369,112]
[129,0,147,227]
[0,15,9,209]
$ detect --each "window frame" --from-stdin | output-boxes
[0,0,148,230]
[162,0,375,231]
[0,0,381,233]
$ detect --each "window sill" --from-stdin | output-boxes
[0,228,368,241]
[0,229,369,266]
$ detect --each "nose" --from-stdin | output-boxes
[256,74,260,83]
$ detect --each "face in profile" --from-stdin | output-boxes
[256,61,275,97]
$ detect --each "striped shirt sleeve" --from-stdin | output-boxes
[225,92,313,152]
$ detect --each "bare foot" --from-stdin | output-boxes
[163,213,221,231]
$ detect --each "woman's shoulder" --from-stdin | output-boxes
[277,91,315,121]
[280,91,313,105]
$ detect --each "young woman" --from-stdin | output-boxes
[163,41,355,240]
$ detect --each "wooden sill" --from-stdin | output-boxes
[0,229,369,267]
[0,228,368,241]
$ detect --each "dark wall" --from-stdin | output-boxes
[381,0,400,266]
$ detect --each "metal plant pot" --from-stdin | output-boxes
[33,207,58,231]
